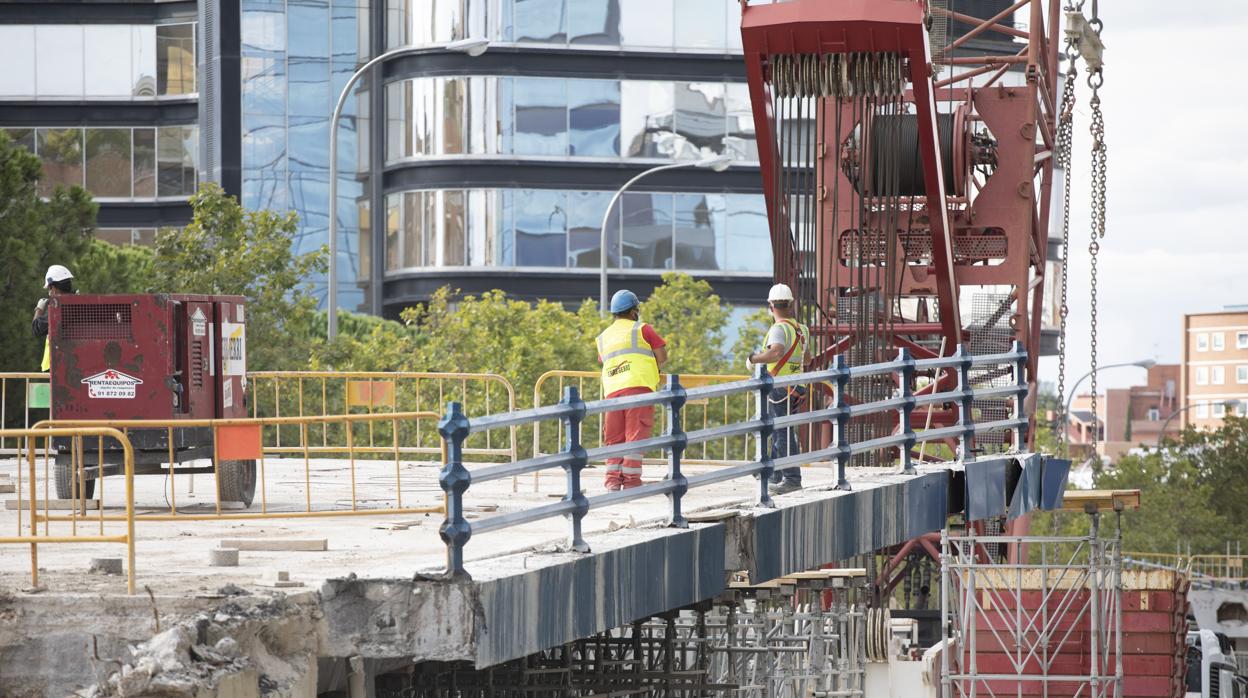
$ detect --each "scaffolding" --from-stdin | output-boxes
[940,492,1133,698]
[381,570,869,698]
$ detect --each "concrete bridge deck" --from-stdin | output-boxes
[0,453,1067,695]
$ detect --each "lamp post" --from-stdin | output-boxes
[327,37,490,341]
[597,154,732,315]
[1157,399,1242,449]
[1061,359,1157,451]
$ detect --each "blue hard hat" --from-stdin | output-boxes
[609,289,640,314]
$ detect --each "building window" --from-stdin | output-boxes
[1196,367,1209,385]
[1238,403,1248,418]
[6,126,195,199]
[569,80,621,157]
[1197,333,1209,351]
[1196,402,1209,419]
[1147,407,1160,421]
[1238,366,1248,384]
[1213,366,1226,385]
[1239,332,1248,349]
[1213,402,1227,418]
[97,228,158,246]
[513,78,568,156]
[1212,333,1225,351]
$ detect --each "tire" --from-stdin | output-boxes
[217,459,257,508]
[54,461,96,501]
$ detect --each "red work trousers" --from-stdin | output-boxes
[603,390,654,489]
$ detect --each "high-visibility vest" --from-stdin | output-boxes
[597,319,660,394]
[766,319,808,376]
[40,337,50,372]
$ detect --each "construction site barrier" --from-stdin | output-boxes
[0,373,52,454]
[35,411,444,521]
[532,370,757,472]
[1124,551,1248,583]
[247,371,516,464]
[0,427,136,594]
[437,344,1029,576]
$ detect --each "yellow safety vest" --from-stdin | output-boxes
[597,319,660,394]
[767,319,808,376]
[41,337,50,372]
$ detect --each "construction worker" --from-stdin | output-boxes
[597,289,668,491]
[745,283,809,494]
[32,265,74,372]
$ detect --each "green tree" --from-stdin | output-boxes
[730,308,774,374]
[0,131,98,371]
[149,183,325,371]
[638,273,731,375]
[73,239,155,295]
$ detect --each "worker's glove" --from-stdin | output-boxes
[34,298,48,316]
[744,354,756,374]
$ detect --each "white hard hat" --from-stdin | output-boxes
[44,265,73,288]
[767,283,794,303]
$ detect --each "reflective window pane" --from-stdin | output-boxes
[568,0,619,46]
[133,128,157,197]
[37,129,83,197]
[674,194,724,270]
[514,0,566,43]
[242,3,285,54]
[157,24,196,95]
[466,189,497,267]
[358,200,372,283]
[724,83,757,161]
[132,26,157,97]
[443,190,467,266]
[386,81,411,162]
[403,191,429,268]
[242,56,286,116]
[675,82,726,157]
[621,192,672,270]
[86,129,132,198]
[440,78,467,156]
[569,79,619,157]
[157,126,197,197]
[0,27,35,96]
[726,1,743,51]
[85,26,133,97]
[567,190,613,268]
[674,0,726,49]
[621,81,674,158]
[466,76,499,156]
[412,78,436,155]
[514,189,567,267]
[385,194,401,271]
[36,26,84,97]
[514,78,567,156]
[243,113,286,173]
[620,0,673,49]
[726,194,772,272]
[4,128,35,153]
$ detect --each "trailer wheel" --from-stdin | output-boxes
[217,459,257,508]
[54,461,96,501]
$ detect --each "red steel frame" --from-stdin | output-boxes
[741,0,1063,450]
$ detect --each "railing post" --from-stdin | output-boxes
[754,363,775,508]
[898,348,917,475]
[561,386,590,552]
[955,345,975,462]
[437,401,472,578]
[665,375,689,528]
[1011,341,1028,451]
[832,355,851,490]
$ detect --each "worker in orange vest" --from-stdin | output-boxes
[597,290,668,491]
[745,283,809,494]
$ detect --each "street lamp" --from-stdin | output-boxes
[1157,399,1242,449]
[597,154,732,315]
[1061,359,1157,451]
[327,37,490,341]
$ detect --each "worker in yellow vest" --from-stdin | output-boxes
[597,290,668,491]
[32,265,74,372]
[745,283,809,494]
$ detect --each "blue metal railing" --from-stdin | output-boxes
[437,344,1029,576]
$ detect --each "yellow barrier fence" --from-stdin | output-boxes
[0,373,52,454]
[248,371,516,463]
[531,370,761,480]
[36,411,444,522]
[0,427,136,593]
[1125,551,1248,582]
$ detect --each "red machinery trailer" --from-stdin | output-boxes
[47,293,256,506]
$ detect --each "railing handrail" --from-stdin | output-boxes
[437,343,1030,576]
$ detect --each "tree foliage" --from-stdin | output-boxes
[638,273,730,375]
[0,131,99,371]
[149,183,326,371]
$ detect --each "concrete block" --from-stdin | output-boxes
[89,557,124,575]
[5,498,99,510]
[256,570,303,588]
[209,548,240,567]
[0,483,15,494]
[220,538,327,552]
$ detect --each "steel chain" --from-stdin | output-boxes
[1055,60,1078,449]
[1086,7,1108,448]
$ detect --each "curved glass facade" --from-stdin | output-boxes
[386,0,743,52]
[384,188,771,274]
[385,76,756,163]
[0,23,196,99]
[3,126,198,200]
